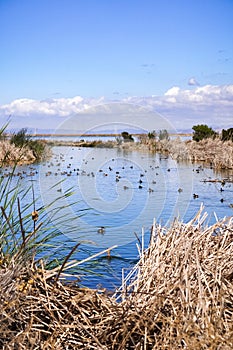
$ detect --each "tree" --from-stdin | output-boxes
[221,128,233,142]
[192,124,217,142]
[148,130,156,139]
[158,129,169,141]
[121,131,134,142]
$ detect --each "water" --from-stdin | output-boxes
[32,135,119,142]
[1,145,232,290]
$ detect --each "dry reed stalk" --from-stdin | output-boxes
[157,138,233,169]
[1,208,233,349]
[0,140,36,165]
[114,207,233,349]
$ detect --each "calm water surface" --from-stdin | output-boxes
[3,146,233,289]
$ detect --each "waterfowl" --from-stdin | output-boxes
[98,227,105,234]
[193,193,199,199]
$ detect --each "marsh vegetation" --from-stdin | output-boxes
[0,124,233,348]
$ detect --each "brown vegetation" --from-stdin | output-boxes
[0,140,36,165]
[0,139,51,165]
[1,208,232,349]
[30,132,233,169]
[155,138,233,169]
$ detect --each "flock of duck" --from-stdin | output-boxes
[0,149,231,207]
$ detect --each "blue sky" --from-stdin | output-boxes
[0,0,232,131]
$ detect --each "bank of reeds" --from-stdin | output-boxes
[1,206,233,349]
[0,139,38,165]
[155,137,233,169]
[0,126,50,165]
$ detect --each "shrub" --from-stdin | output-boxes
[10,128,46,161]
[121,131,134,142]
[221,127,233,142]
[10,128,30,147]
[192,124,217,142]
[158,129,169,141]
[148,130,156,139]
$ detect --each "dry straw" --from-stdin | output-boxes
[156,138,233,169]
[1,206,233,349]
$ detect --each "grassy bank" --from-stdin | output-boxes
[1,207,232,349]
[155,137,233,170]
[0,127,50,165]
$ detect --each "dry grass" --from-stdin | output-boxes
[0,140,36,165]
[156,138,233,169]
[115,207,233,349]
[1,208,233,349]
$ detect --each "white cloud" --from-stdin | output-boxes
[188,77,199,86]
[164,86,180,96]
[0,85,232,131]
[0,96,105,118]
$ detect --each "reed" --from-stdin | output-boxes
[1,203,232,349]
[156,137,233,169]
[114,207,233,349]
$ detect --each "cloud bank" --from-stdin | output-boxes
[0,84,232,131]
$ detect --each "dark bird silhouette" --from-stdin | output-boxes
[98,227,105,234]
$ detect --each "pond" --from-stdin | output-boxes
[2,145,233,290]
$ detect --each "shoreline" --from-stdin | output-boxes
[42,136,233,170]
[1,135,233,170]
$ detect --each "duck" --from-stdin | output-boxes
[98,227,105,234]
